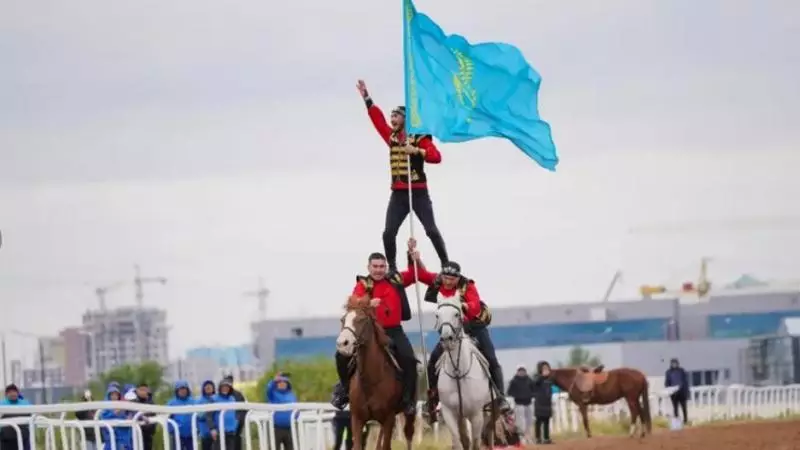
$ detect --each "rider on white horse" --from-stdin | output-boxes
[408,243,512,423]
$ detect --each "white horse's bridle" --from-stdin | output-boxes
[436,301,474,380]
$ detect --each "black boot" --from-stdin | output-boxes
[333,354,352,410]
[402,372,418,416]
[490,366,511,414]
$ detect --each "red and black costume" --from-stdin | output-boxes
[415,260,510,420]
[363,98,449,270]
[333,261,420,414]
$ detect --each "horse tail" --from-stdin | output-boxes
[641,376,652,434]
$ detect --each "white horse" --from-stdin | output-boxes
[434,296,494,450]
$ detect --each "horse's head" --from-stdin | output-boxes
[435,296,464,349]
[336,295,388,357]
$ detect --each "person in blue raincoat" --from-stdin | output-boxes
[208,378,239,450]
[1,384,32,450]
[99,385,133,450]
[265,373,298,450]
[167,380,196,450]
[195,380,216,450]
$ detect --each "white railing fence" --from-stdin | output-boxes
[1,384,798,449]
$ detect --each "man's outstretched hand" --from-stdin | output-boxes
[356,80,369,99]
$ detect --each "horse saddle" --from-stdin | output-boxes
[575,365,608,393]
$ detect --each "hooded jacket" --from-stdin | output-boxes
[167,380,196,437]
[266,374,298,428]
[665,358,689,395]
[531,361,554,417]
[195,380,216,438]
[98,386,133,449]
[0,385,31,443]
[211,379,240,433]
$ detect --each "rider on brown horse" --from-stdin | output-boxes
[408,242,512,422]
[332,248,419,416]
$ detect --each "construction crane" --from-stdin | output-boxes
[95,281,128,312]
[601,270,623,302]
[638,256,712,299]
[244,277,270,322]
[133,264,167,364]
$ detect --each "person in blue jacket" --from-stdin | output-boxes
[99,385,133,450]
[1,384,32,450]
[167,380,195,450]
[208,378,240,450]
[266,373,297,450]
[195,380,216,450]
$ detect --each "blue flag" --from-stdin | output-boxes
[403,0,559,171]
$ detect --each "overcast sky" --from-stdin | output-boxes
[1,0,799,361]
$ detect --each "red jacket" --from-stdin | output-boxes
[415,266,482,322]
[352,270,417,329]
[367,105,441,191]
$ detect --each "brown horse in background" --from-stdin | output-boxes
[549,365,652,438]
[341,295,415,450]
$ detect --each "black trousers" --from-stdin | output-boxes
[201,438,214,450]
[333,416,353,450]
[671,392,688,423]
[336,327,417,402]
[383,189,448,268]
[534,416,551,441]
[428,326,503,391]
[212,434,238,450]
[274,427,293,450]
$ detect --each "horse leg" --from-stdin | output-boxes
[440,406,465,450]
[468,411,484,450]
[402,412,416,450]
[352,416,365,450]
[625,397,640,438]
[380,419,394,450]
[579,404,591,438]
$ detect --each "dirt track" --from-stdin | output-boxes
[543,420,800,450]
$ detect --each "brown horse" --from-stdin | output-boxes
[549,365,652,438]
[339,295,415,450]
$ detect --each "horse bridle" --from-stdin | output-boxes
[436,302,472,380]
[341,309,375,352]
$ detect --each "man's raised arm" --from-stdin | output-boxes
[357,80,392,145]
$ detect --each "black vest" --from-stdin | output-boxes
[356,273,412,322]
[389,133,429,185]
[424,275,470,304]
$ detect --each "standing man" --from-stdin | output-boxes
[507,365,536,440]
[332,244,420,416]
[357,80,449,271]
[265,373,297,450]
[665,358,690,424]
[222,374,247,450]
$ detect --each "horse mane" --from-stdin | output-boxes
[345,295,390,348]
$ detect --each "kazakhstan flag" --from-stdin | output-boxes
[403,0,559,171]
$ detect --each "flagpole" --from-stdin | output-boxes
[404,0,430,396]
[407,153,430,391]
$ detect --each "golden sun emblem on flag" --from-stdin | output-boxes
[451,48,478,122]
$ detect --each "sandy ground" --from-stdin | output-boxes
[539,420,800,450]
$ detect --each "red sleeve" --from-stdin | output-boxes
[417,136,441,164]
[401,265,437,287]
[352,281,367,296]
[367,105,392,145]
[463,282,482,320]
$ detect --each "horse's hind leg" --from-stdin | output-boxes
[625,397,641,438]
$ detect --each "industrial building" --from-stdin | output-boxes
[251,287,800,387]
